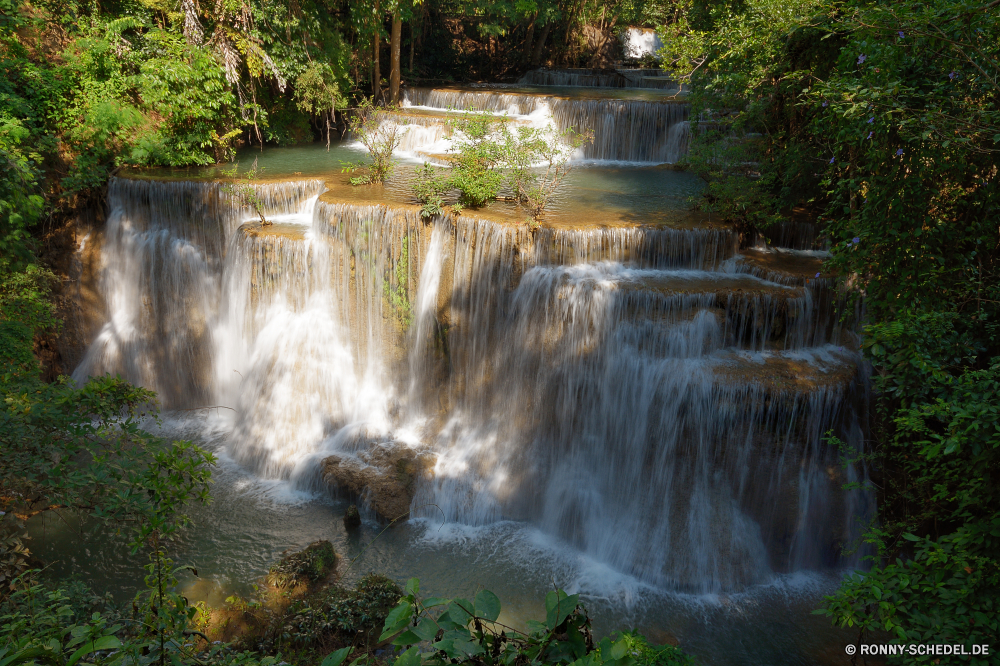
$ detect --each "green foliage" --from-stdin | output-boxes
[378,578,693,666]
[412,163,450,219]
[412,111,590,222]
[344,99,402,185]
[445,112,510,208]
[132,29,244,166]
[274,574,402,648]
[383,236,412,329]
[266,541,338,588]
[0,117,44,271]
[818,534,999,661]
[295,61,347,117]
[0,576,284,666]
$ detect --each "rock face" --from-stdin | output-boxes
[321,445,436,522]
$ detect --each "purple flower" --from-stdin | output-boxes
[898,31,905,38]
[822,101,828,107]
[815,272,821,278]
[853,237,860,244]
[867,117,874,124]
[896,148,904,156]
[949,71,957,80]
[829,157,835,164]
[867,131,873,139]
[857,54,867,64]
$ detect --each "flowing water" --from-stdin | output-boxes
[56,80,871,665]
[517,69,679,90]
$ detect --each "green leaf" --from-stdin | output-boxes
[405,577,420,596]
[412,618,440,642]
[421,597,450,608]
[474,589,501,622]
[447,598,474,625]
[321,649,353,666]
[392,631,423,647]
[380,601,414,641]
[66,636,123,666]
[394,646,421,666]
[545,590,579,629]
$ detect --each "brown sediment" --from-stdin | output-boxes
[239,221,309,241]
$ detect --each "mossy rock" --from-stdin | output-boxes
[266,540,337,588]
[344,504,362,529]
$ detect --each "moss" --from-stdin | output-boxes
[343,504,361,529]
[382,235,412,329]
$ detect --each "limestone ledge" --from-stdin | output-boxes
[711,348,859,395]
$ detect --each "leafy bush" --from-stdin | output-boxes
[412,111,590,223]
[344,99,402,185]
[378,578,693,666]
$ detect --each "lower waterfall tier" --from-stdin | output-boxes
[70,177,870,594]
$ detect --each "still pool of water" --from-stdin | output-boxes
[130,143,711,228]
[28,413,857,666]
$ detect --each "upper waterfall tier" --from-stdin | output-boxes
[402,86,689,163]
[518,68,682,90]
[72,176,867,594]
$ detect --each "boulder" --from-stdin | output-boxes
[321,444,435,523]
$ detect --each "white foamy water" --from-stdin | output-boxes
[73,176,871,600]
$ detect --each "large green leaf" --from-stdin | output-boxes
[474,589,501,622]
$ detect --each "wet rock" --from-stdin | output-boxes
[266,540,337,588]
[344,504,361,529]
[321,444,436,523]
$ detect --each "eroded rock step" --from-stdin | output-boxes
[727,248,832,286]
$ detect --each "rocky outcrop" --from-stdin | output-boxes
[321,444,436,522]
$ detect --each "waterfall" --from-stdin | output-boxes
[73,176,871,594]
[72,178,323,407]
[402,88,690,163]
[622,28,663,60]
[518,68,678,90]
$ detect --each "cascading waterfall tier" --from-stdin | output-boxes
[402,87,690,163]
[518,68,679,90]
[74,175,870,594]
[73,177,323,407]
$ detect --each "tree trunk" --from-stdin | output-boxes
[531,23,550,65]
[523,15,535,64]
[409,18,415,72]
[372,0,382,102]
[390,8,402,104]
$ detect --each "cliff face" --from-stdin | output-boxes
[34,204,107,382]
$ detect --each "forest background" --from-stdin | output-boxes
[0,0,998,662]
